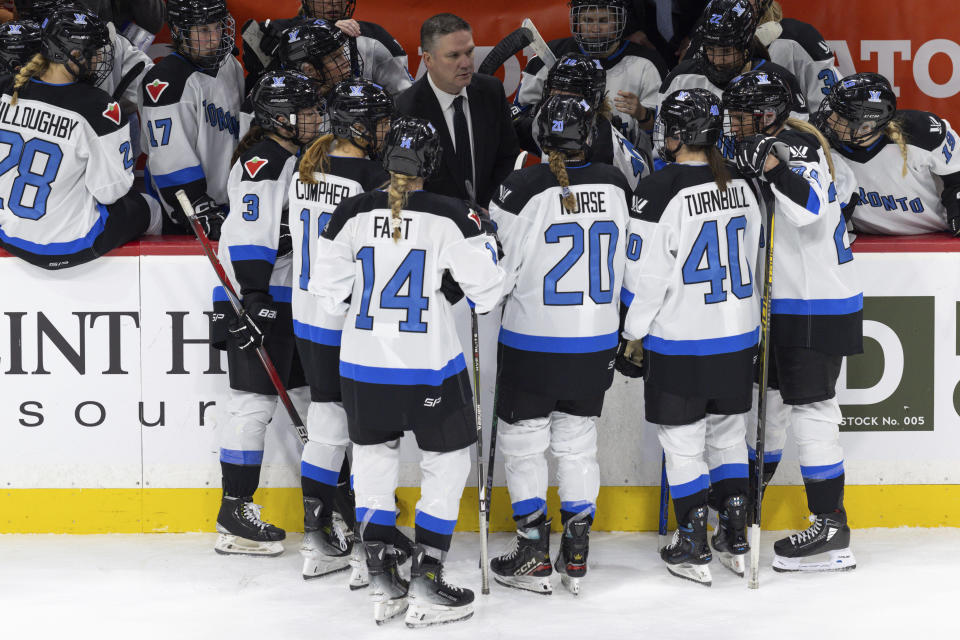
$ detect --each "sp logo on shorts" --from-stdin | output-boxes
[423,397,442,407]
[102,102,121,125]
[145,79,170,103]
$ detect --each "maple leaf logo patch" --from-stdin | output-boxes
[145,79,169,103]
[102,102,121,125]
[467,210,482,229]
[244,156,268,178]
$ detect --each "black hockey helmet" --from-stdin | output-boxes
[536,94,596,154]
[568,0,628,56]
[301,0,356,20]
[166,0,236,71]
[40,7,114,85]
[279,19,359,90]
[543,53,606,111]
[250,71,324,144]
[817,72,897,147]
[327,79,394,158]
[12,0,60,22]
[723,69,792,140]
[696,0,756,88]
[382,115,442,179]
[654,88,723,162]
[0,20,42,73]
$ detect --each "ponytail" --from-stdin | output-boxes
[230,125,267,167]
[883,118,910,177]
[704,145,731,190]
[11,53,50,105]
[387,171,415,243]
[299,133,335,183]
[759,1,784,24]
[786,117,836,182]
[549,151,576,212]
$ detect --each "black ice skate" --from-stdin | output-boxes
[405,546,475,628]
[349,525,414,590]
[711,494,750,577]
[214,496,285,557]
[772,511,856,573]
[490,517,553,595]
[300,497,352,579]
[661,505,712,586]
[554,518,590,595]
[365,541,409,624]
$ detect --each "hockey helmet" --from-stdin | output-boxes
[279,19,359,90]
[817,72,897,147]
[654,88,723,162]
[301,0,356,20]
[568,0,628,56]
[166,0,236,71]
[544,53,606,111]
[12,0,60,22]
[0,20,42,73]
[696,0,756,88]
[723,69,792,140]
[250,71,324,144]
[536,94,596,154]
[327,79,394,158]
[382,116,442,179]
[40,7,114,85]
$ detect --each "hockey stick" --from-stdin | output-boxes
[174,190,308,445]
[657,451,669,551]
[471,308,491,595]
[521,18,557,69]
[477,27,533,75]
[749,202,776,590]
[112,61,146,102]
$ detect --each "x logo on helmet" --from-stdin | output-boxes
[676,91,690,101]
[7,24,22,35]
[868,90,882,102]
[74,13,87,24]
[732,2,746,16]
[272,76,285,87]
[288,29,300,42]
[350,85,363,97]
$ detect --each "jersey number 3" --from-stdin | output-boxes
[0,132,63,220]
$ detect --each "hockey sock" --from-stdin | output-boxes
[560,507,595,527]
[707,476,750,511]
[356,507,396,545]
[804,472,846,515]
[220,460,261,499]
[300,474,337,517]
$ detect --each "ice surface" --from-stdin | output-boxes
[1,529,956,639]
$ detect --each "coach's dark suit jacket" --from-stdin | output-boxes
[396,72,520,207]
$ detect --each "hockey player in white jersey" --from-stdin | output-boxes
[515,0,665,145]
[0,7,160,269]
[621,89,762,585]
[724,70,862,572]
[289,79,406,583]
[0,19,40,74]
[278,18,356,97]
[212,71,323,557]
[816,73,960,237]
[140,0,243,240]
[309,116,503,627]
[515,53,651,190]
[487,95,632,595]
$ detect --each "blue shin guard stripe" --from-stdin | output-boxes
[414,510,457,535]
[560,500,596,516]
[511,496,546,519]
[748,446,783,463]
[709,463,749,483]
[801,461,845,481]
[300,461,340,486]
[219,448,264,465]
[670,473,710,499]
[355,507,396,528]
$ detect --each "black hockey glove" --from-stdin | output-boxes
[277,220,293,258]
[190,195,228,240]
[614,337,645,378]
[440,270,465,305]
[945,190,960,236]
[229,292,278,351]
[735,135,791,180]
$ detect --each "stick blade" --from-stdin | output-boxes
[521,18,556,68]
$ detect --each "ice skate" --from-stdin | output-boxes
[214,496,285,557]
[300,497,352,579]
[661,505,712,586]
[349,526,414,590]
[772,511,856,573]
[490,516,553,595]
[554,518,590,595]
[405,546,475,628]
[365,541,409,625]
[711,495,749,577]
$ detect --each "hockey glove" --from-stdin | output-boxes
[440,269,465,305]
[229,292,278,351]
[945,191,960,236]
[614,337,646,378]
[735,135,791,180]
[190,195,228,241]
[277,220,293,258]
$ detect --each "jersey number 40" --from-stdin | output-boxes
[682,216,753,304]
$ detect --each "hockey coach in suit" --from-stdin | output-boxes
[396,13,520,208]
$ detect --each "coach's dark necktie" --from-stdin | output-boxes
[452,95,474,199]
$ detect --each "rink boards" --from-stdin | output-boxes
[1,235,959,533]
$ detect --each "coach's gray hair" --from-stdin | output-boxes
[420,13,471,53]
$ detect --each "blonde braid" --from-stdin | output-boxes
[787,117,836,182]
[299,133,335,183]
[884,119,910,177]
[387,172,413,243]
[11,53,50,105]
[549,151,576,212]
[759,1,783,24]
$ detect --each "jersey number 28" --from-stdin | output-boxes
[0,132,63,220]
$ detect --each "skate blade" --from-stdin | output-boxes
[214,534,283,557]
[716,551,745,578]
[665,562,712,586]
[301,552,352,580]
[373,597,408,625]
[493,573,552,595]
[405,602,475,628]
[772,547,857,573]
[560,573,581,596]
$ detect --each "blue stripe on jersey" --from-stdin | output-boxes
[709,463,749,483]
[748,446,783,464]
[499,328,619,354]
[219,448,263,465]
[0,204,108,255]
[152,165,205,188]
[771,294,862,316]
[415,510,457,535]
[300,461,340,486]
[620,287,635,307]
[512,497,546,519]
[643,327,759,356]
[228,244,277,264]
[805,185,821,215]
[800,461,845,481]
[340,353,467,386]
[213,285,292,304]
[293,320,342,346]
[670,473,710,499]
[355,507,396,528]
[560,500,596,516]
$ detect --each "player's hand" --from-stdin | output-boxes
[190,195,227,240]
[614,90,642,120]
[439,269,465,305]
[735,135,790,179]
[615,337,646,378]
[229,292,277,351]
[946,192,960,237]
[335,19,361,38]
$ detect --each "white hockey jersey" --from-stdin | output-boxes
[832,110,960,236]
[762,18,840,112]
[140,53,244,221]
[99,27,153,109]
[309,189,503,429]
[489,161,632,397]
[0,78,134,253]
[622,162,762,398]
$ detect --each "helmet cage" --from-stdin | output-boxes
[279,20,360,92]
[654,88,723,162]
[569,0,627,56]
[697,0,756,87]
[818,74,896,147]
[168,1,236,72]
[251,72,324,144]
[301,0,356,20]
[722,70,791,142]
[327,80,395,159]
[41,10,115,85]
